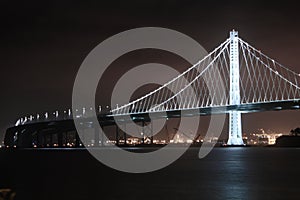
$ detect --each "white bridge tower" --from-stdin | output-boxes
[227,30,244,145]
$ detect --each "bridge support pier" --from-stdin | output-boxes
[94,128,99,147]
[227,30,244,145]
[123,123,127,145]
[142,120,145,144]
[116,125,119,145]
[228,111,244,145]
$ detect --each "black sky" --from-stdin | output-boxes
[1,0,300,141]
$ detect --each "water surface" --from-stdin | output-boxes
[0,147,299,200]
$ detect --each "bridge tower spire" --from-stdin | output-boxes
[227,30,244,145]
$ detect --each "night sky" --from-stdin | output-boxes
[1,0,300,141]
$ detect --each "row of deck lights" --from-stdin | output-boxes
[14,105,113,126]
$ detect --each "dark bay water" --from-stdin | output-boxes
[1,147,300,200]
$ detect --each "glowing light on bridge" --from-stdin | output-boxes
[11,30,300,146]
[111,30,300,145]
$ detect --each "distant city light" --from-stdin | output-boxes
[246,128,284,145]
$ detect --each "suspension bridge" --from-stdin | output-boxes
[6,30,300,148]
[110,30,300,145]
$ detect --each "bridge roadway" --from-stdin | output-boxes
[4,99,300,147]
[6,99,300,135]
[109,99,300,123]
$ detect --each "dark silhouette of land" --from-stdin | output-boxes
[276,127,300,147]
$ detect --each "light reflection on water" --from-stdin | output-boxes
[172,147,300,199]
[1,147,300,200]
